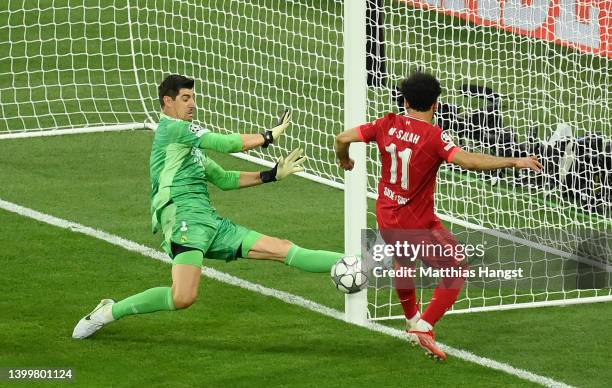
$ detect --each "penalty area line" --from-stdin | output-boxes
[0,198,572,388]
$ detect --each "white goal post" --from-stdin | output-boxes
[1,0,610,322]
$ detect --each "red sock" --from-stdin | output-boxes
[396,287,418,319]
[394,265,418,319]
[421,277,465,326]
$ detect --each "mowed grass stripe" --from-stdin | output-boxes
[0,199,571,388]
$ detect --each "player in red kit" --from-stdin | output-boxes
[335,72,543,360]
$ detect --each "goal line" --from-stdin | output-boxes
[0,197,573,388]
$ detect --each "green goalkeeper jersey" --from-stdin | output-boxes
[149,113,242,233]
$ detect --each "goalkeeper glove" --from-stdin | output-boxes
[262,109,291,148]
[260,148,305,183]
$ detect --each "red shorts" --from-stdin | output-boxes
[376,206,442,230]
[381,225,468,290]
[379,224,466,269]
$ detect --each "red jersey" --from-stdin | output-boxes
[357,113,459,230]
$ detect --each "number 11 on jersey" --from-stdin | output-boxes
[385,143,413,190]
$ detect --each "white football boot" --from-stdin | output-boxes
[72,299,115,339]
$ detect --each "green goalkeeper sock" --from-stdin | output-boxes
[285,245,343,273]
[111,286,175,320]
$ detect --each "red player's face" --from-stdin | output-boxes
[164,88,196,121]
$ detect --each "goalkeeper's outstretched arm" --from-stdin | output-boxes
[200,109,292,153]
[205,148,305,190]
[452,149,543,172]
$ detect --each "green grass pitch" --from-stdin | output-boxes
[1,0,611,387]
[1,133,611,387]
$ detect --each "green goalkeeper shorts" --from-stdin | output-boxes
[159,198,251,262]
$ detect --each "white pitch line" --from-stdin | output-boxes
[0,198,572,388]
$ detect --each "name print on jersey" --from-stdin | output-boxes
[388,127,421,144]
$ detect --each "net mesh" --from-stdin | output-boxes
[1,0,609,316]
[367,0,611,317]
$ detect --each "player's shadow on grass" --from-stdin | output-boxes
[97,330,328,354]
[96,327,381,357]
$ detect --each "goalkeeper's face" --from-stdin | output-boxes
[167,88,196,121]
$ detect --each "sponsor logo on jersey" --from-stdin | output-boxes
[384,186,410,205]
[191,147,205,167]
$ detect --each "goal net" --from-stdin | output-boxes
[366,0,611,318]
[1,0,610,317]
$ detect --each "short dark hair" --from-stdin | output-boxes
[398,72,441,112]
[158,75,195,107]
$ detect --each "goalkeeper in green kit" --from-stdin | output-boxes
[73,75,343,339]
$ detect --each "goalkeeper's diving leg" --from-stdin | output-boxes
[72,235,342,339]
[72,247,202,339]
[240,230,343,273]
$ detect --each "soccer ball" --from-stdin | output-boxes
[331,256,368,294]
